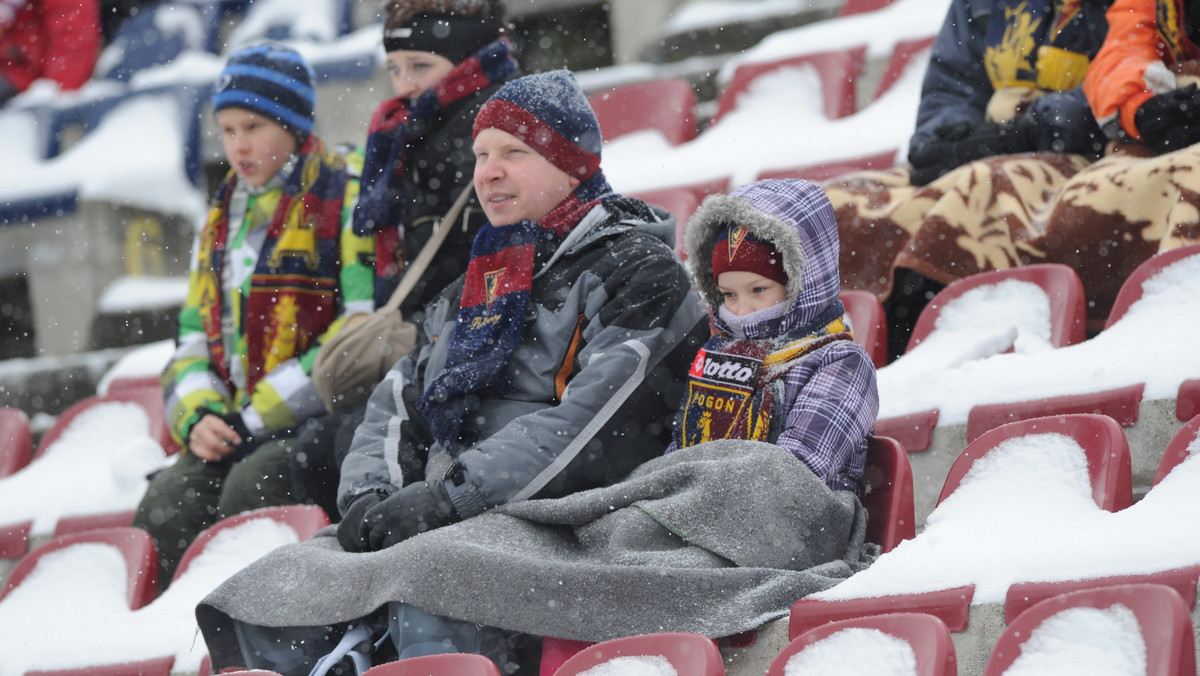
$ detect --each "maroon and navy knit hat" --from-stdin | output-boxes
[711,222,789,286]
[472,69,602,180]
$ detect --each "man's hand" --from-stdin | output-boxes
[187,413,243,461]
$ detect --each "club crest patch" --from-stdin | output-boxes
[484,268,506,313]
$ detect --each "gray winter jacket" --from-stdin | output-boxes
[339,196,709,518]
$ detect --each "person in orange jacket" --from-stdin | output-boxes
[1085,0,1200,154]
[0,0,101,105]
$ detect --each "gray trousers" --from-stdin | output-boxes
[132,438,295,586]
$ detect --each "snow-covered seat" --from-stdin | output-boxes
[984,583,1195,676]
[172,505,330,583]
[769,611,955,676]
[1004,565,1200,625]
[22,656,176,676]
[937,414,1132,512]
[1105,243,1200,330]
[713,47,866,125]
[551,632,724,676]
[0,526,158,610]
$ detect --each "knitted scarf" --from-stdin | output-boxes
[417,171,614,450]
[673,302,851,449]
[353,39,518,303]
[199,134,348,395]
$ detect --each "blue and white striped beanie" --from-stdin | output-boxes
[212,43,316,142]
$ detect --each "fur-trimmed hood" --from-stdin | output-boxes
[684,178,841,329]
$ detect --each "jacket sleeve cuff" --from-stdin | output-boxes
[443,465,487,519]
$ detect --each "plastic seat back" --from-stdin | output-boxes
[1153,414,1200,487]
[769,612,955,676]
[1105,243,1200,329]
[861,435,915,553]
[552,632,724,676]
[790,586,975,640]
[1005,565,1200,624]
[629,187,700,260]
[0,406,32,477]
[908,263,1087,352]
[870,36,935,101]
[713,47,866,124]
[936,414,1132,511]
[24,656,175,676]
[984,583,1195,676]
[172,505,330,582]
[362,653,501,675]
[840,290,888,368]
[588,78,698,146]
[0,526,158,610]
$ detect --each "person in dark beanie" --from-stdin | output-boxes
[286,0,521,518]
[196,70,709,675]
[132,42,375,588]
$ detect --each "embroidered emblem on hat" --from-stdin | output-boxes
[727,224,749,262]
[215,73,232,93]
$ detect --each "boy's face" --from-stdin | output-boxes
[472,128,580,225]
[216,108,298,188]
[717,270,788,316]
[386,49,456,100]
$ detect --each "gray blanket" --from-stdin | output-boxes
[197,441,877,668]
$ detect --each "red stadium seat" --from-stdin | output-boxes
[840,290,888,368]
[789,586,975,639]
[861,435,915,552]
[36,384,177,458]
[1177,379,1200,423]
[0,526,158,610]
[770,612,955,676]
[713,47,867,124]
[23,656,175,676]
[629,187,701,260]
[551,632,724,676]
[172,505,330,582]
[363,654,501,675]
[870,36,935,102]
[838,0,898,17]
[0,406,32,478]
[936,414,1132,512]
[0,520,32,559]
[1152,414,1200,488]
[1004,565,1200,624]
[965,383,1144,444]
[588,78,698,146]
[908,264,1087,353]
[1105,243,1200,329]
[874,408,939,453]
[985,583,1195,676]
[754,149,900,184]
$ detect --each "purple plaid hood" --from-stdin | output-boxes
[685,178,841,331]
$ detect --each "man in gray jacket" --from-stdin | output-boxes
[335,69,709,554]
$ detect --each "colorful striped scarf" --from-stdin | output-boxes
[198,134,348,395]
[417,171,613,450]
[353,38,518,304]
[674,302,851,449]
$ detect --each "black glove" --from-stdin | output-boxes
[364,480,461,551]
[219,411,260,460]
[909,118,1038,186]
[337,491,385,553]
[1135,84,1200,155]
[395,384,432,481]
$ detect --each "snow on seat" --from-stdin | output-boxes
[172,505,331,583]
[362,653,501,675]
[769,611,955,676]
[1153,413,1200,488]
[937,414,1132,512]
[551,632,724,676]
[713,47,867,125]
[1104,243,1200,330]
[984,583,1195,676]
[1,526,158,610]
